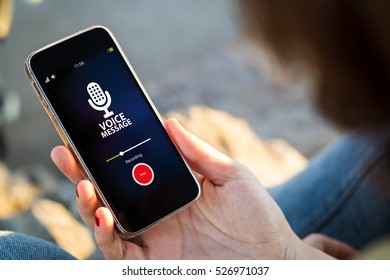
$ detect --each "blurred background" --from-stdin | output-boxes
[1,0,239,173]
[0,0,339,259]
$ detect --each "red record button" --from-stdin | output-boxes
[132,163,154,186]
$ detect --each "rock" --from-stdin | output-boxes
[0,162,40,218]
[18,165,79,217]
[2,198,96,260]
[0,161,98,259]
[30,198,96,260]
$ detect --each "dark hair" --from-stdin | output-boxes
[239,0,390,129]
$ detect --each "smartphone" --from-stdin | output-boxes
[25,25,200,239]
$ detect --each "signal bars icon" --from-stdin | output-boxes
[45,74,56,84]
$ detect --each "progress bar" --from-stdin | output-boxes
[106,138,151,163]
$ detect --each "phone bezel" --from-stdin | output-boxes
[24,25,201,239]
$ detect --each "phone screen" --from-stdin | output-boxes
[27,27,200,235]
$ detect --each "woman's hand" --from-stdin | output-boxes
[51,118,335,260]
[303,234,357,259]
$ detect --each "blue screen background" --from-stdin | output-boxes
[46,49,192,213]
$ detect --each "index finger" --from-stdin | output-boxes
[51,145,84,184]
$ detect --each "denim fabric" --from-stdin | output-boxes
[269,125,390,250]
[0,231,76,260]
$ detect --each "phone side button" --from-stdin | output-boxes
[45,108,57,124]
[32,82,43,101]
[51,116,57,124]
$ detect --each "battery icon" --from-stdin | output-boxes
[107,47,114,53]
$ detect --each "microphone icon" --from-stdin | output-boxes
[87,82,114,118]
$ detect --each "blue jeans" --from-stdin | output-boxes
[0,231,75,260]
[269,125,390,250]
[1,126,390,259]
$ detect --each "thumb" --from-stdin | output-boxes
[303,234,358,260]
[165,118,237,184]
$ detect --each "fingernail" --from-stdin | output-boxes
[95,213,100,227]
[75,181,80,198]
